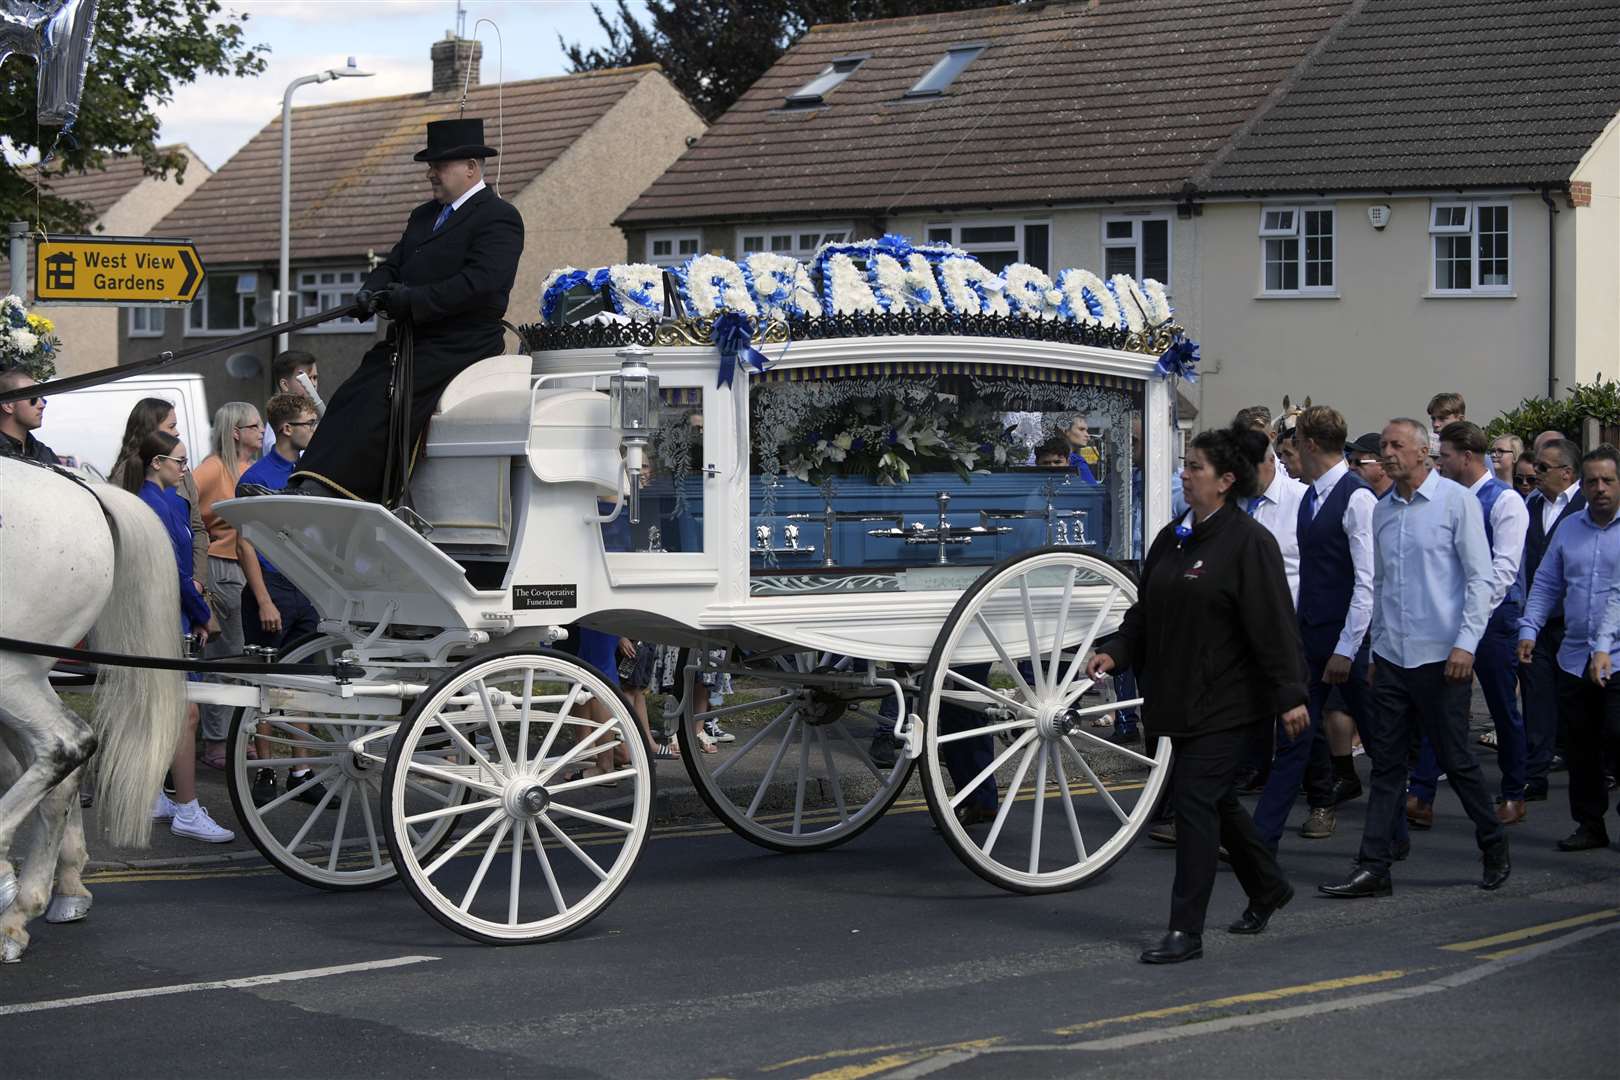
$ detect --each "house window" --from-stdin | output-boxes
[1102,216,1170,282]
[906,44,985,96]
[1430,202,1511,293]
[736,225,850,260]
[1259,205,1335,294]
[294,268,375,332]
[785,56,864,107]
[186,271,258,334]
[647,231,701,267]
[127,306,166,337]
[925,219,1051,273]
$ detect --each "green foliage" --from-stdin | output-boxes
[2,0,268,231]
[1484,380,1620,444]
[561,0,1014,121]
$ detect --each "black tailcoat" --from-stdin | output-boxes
[293,185,524,501]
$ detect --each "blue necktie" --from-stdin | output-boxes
[1303,485,1318,520]
[432,203,453,231]
[1246,496,1263,516]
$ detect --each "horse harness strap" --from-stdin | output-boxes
[0,635,362,679]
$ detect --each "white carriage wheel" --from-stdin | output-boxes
[382,649,653,945]
[225,634,463,891]
[920,549,1172,894]
[680,651,916,852]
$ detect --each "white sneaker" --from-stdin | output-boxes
[152,791,178,820]
[170,801,235,844]
[703,719,736,743]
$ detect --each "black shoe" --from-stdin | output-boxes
[287,770,326,806]
[1140,930,1203,964]
[869,732,900,770]
[1556,825,1610,852]
[1318,867,1393,898]
[1228,884,1295,934]
[1328,777,1364,805]
[1148,819,1176,845]
[251,768,278,806]
[1106,725,1141,746]
[1481,839,1511,890]
[955,804,996,828]
[1549,754,1567,773]
[1524,782,1548,802]
[283,476,342,498]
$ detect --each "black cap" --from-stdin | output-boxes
[414,118,497,162]
[1349,432,1382,456]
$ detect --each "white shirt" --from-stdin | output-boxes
[445,178,486,214]
[1469,472,1528,611]
[1248,467,1307,606]
[1540,480,1580,534]
[1308,459,1379,658]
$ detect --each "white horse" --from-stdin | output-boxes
[0,456,185,963]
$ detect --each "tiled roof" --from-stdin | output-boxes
[155,66,659,264]
[27,149,192,222]
[1201,0,1620,193]
[619,0,1357,225]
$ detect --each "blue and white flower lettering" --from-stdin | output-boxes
[1056,268,1122,329]
[868,252,945,314]
[937,257,1010,316]
[744,252,823,321]
[679,253,758,318]
[823,252,883,315]
[1141,277,1172,325]
[607,263,664,320]
[539,265,593,323]
[1109,273,1154,334]
[1001,263,1061,319]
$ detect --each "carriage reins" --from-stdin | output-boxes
[0,635,362,679]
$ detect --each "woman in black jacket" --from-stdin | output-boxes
[1088,425,1309,964]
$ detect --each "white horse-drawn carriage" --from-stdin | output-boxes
[2,239,1182,953]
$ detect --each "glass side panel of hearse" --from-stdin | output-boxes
[746,362,1145,596]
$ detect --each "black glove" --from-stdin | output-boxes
[352,288,376,316]
[380,285,413,321]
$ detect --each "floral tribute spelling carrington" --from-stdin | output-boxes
[535,234,1173,337]
[0,295,61,380]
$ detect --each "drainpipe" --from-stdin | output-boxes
[1539,187,1559,399]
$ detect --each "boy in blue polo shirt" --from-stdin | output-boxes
[238,392,320,647]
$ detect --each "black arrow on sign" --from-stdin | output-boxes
[177,247,200,299]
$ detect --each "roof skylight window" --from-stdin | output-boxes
[905,44,985,97]
[785,57,865,107]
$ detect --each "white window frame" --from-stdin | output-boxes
[184,271,259,336]
[1258,204,1337,296]
[734,224,852,261]
[1101,213,1173,283]
[1429,200,1512,295]
[127,306,166,337]
[647,230,702,267]
[293,267,376,333]
[924,218,1052,271]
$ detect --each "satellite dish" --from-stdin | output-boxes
[225,351,262,379]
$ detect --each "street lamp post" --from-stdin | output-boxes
[278,57,373,352]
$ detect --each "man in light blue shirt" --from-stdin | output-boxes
[1518,445,1620,851]
[1320,418,1508,898]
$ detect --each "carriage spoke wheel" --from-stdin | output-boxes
[382,649,652,945]
[225,634,461,891]
[921,549,1171,894]
[681,651,915,852]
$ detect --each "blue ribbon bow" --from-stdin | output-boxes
[1156,336,1201,384]
[712,311,772,388]
[877,233,915,260]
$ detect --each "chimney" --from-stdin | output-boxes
[431,32,481,96]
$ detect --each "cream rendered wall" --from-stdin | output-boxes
[1191,194,1550,436]
[1570,114,1620,386]
[36,147,211,376]
[509,72,705,338]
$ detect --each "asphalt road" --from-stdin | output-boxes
[3,773,1616,1080]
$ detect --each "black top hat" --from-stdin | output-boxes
[414,118,497,162]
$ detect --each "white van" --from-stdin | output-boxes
[39,373,212,478]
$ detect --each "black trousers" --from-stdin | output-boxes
[1523,621,1567,787]
[293,329,504,503]
[1554,669,1620,835]
[1167,724,1289,934]
[1359,659,1505,872]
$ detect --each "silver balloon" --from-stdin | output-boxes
[1,0,99,129]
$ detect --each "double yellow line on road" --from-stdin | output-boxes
[1441,907,1620,960]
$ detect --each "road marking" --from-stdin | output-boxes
[1440,908,1619,953]
[1049,969,1412,1035]
[800,1040,1003,1080]
[0,955,439,1016]
[761,1044,914,1072]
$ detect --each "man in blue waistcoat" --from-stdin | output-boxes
[1406,422,1531,826]
[1252,406,1400,852]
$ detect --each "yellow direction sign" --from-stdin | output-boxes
[34,235,204,304]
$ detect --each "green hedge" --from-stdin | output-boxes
[1484,379,1620,444]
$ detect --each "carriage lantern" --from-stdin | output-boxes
[609,344,661,523]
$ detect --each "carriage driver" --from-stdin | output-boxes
[286,117,524,502]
